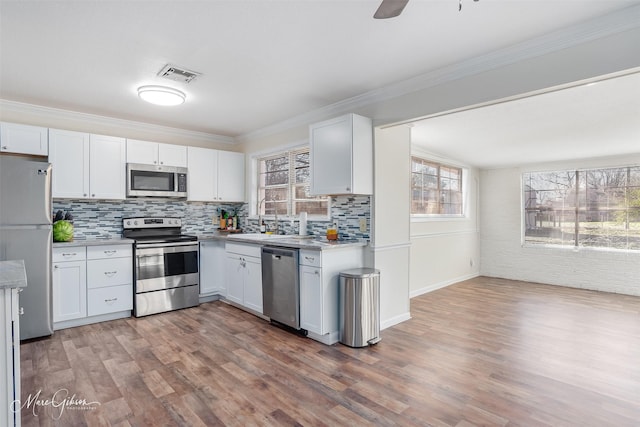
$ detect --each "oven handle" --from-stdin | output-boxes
[136,242,198,250]
[136,242,198,253]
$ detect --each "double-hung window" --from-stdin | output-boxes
[411,156,463,216]
[257,147,329,218]
[523,166,640,250]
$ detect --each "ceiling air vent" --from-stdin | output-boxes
[157,64,201,84]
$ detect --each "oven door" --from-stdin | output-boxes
[135,242,199,293]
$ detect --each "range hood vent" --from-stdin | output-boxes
[157,64,201,84]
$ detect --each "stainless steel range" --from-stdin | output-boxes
[123,217,199,317]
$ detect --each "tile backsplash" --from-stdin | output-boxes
[53,195,370,240]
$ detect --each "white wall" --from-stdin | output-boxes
[480,154,640,296]
[373,126,412,328]
[409,148,481,297]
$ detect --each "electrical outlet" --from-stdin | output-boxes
[359,218,367,232]
[212,215,219,226]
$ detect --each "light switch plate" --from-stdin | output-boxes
[359,218,367,232]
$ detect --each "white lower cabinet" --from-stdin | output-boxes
[299,247,366,345]
[88,285,132,317]
[53,244,132,329]
[53,249,87,323]
[225,242,262,314]
[300,264,322,335]
[53,259,87,323]
[243,256,262,313]
[199,240,226,298]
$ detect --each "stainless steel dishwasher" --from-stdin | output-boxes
[261,246,302,332]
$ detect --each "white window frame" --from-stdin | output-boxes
[522,165,640,252]
[250,144,331,221]
[410,153,468,221]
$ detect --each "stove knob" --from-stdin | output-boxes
[126,220,131,226]
[134,220,138,226]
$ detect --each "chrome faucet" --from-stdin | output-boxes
[258,197,266,229]
[272,195,280,235]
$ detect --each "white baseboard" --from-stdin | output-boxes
[410,272,480,298]
[381,312,411,330]
[53,310,131,331]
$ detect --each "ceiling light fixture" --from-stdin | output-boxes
[137,85,186,106]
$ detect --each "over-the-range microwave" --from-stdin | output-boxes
[126,163,188,198]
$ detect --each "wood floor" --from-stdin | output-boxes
[19,276,640,426]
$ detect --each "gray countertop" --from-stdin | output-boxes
[0,259,28,289]
[53,237,135,248]
[198,232,368,251]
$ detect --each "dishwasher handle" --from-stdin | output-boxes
[261,246,298,259]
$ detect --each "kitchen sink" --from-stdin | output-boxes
[227,233,316,241]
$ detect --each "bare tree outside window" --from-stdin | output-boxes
[523,166,640,250]
[411,157,463,216]
[258,148,329,217]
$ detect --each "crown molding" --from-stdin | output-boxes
[0,99,235,145]
[237,4,640,143]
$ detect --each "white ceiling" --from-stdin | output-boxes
[410,71,640,169]
[0,0,637,142]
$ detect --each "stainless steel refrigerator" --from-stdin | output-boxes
[0,155,53,340]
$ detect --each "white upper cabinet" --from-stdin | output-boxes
[187,147,245,202]
[126,139,187,167]
[218,150,245,202]
[309,113,372,196]
[49,129,125,200]
[0,122,48,156]
[187,146,218,201]
[89,134,126,199]
[49,129,90,198]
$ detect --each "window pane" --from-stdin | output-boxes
[411,156,463,216]
[258,148,330,218]
[524,166,640,250]
[523,171,578,247]
[294,151,310,184]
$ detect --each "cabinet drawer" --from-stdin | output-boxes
[87,244,132,260]
[53,247,86,263]
[226,242,261,258]
[88,284,133,316]
[87,257,132,289]
[300,250,321,268]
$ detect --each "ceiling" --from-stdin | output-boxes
[410,71,640,169]
[0,0,637,142]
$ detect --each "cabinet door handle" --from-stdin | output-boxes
[104,297,118,303]
[62,253,77,257]
[305,256,315,262]
[83,193,87,197]
[103,250,117,256]
[314,270,320,276]
[104,271,117,277]
[346,187,350,191]
[1,146,7,150]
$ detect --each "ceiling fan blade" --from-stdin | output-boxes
[374,0,410,19]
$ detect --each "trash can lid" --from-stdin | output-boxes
[339,268,380,278]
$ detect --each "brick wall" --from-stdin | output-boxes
[480,163,640,296]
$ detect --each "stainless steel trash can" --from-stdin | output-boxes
[339,268,381,347]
